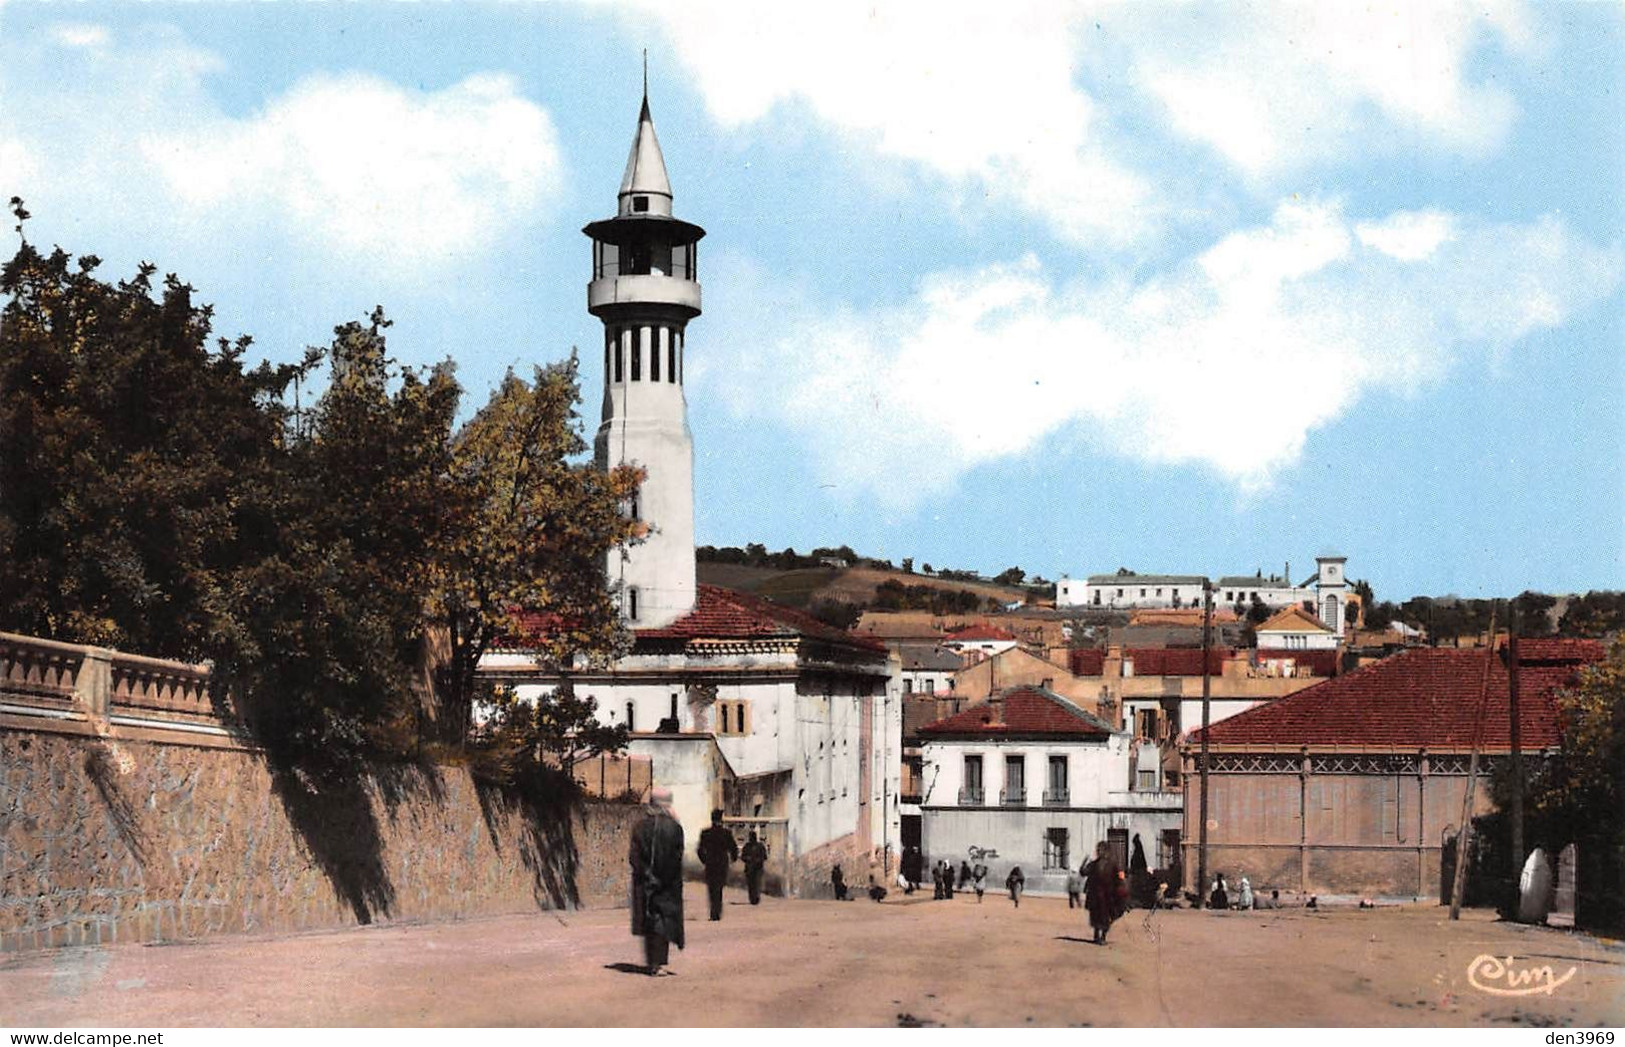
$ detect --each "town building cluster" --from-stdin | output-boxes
[480,90,1599,908]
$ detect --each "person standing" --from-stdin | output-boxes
[629,787,685,976]
[1067,861,1087,909]
[958,860,973,891]
[972,862,987,902]
[902,845,922,895]
[1209,872,1230,911]
[831,863,849,901]
[932,861,944,900]
[1005,865,1025,907]
[697,809,738,921]
[741,830,768,905]
[943,860,956,899]
[1238,875,1254,911]
[1085,840,1123,945]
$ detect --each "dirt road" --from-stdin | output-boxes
[2,885,1620,1027]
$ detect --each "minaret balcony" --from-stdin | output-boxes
[588,274,701,318]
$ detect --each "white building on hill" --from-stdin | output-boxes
[1057,555,1352,626]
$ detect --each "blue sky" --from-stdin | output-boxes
[2,2,1620,601]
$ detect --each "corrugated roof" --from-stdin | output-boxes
[1191,641,1603,750]
[919,686,1113,738]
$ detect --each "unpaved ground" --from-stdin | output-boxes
[2,885,1621,1027]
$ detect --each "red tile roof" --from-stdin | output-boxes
[1126,647,1234,676]
[918,686,1113,738]
[1070,648,1105,676]
[635,584,887,653]
[945,624,1018,643]
[1254,648,1341,677]
[1192,641,1603,750]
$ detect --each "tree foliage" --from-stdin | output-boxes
[0,238,298,658]
[1558,591,1625,638]
[0,218,636,774]
[433,361,642,740]
[1496,639,1625,928]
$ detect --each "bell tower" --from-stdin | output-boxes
[584,88,705,628]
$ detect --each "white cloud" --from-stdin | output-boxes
[1134,2,1534,177]
[704,202,1618,507]
[636,1,1542,238]
[631,1,1153,247]
[0,25,563,272]
[145,71,560,262]
[1356,210,1457,261]
[49,23,110,49]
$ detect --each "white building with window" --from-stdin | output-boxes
[1254,604,1340,651]
[480,89,900,897]
[916,686,1182,895]
[1057,556,1352,617]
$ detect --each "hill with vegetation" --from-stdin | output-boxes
[695,545,1037,627]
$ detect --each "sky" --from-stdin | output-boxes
[2,1,1621,602]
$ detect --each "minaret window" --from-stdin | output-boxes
[632,195,649,213]
[628,587,640,621]
[630,328,641,381]
[676,329,684,384]
[613,328,624,383]
[650,329,661,381]
[625,701,636,732]
[667,334,677,384]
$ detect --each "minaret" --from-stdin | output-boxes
[584,89,704,628]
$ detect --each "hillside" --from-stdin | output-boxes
[696,561,1032,611]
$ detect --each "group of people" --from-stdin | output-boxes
[629,794,770,976]
[1207,872,1282,910]
[897,841,1131,944]
[632,794,1149,975]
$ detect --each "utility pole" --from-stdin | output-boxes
[1508,604,1525,896]
[1196,577,1213,909]
[1449,603,1498,920]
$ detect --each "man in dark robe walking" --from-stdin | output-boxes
[696,809,738,921]
[1085,840,1123,945]
[629,787,685,975]
[741,830,768,905]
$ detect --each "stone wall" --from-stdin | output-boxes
[0,730,639,953]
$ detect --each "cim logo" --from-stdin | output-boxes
[1466,954,1579,997]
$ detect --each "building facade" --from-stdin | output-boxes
[1057,556,1351,617]
[1181,639,1604,899]
[917,686,1182,895]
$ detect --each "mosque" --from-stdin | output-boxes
[480,90,901,897]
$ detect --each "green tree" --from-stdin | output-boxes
[432,361,642,741]
[1559,591,1625,638]
[1512,590,1557,637]
[0,221,299,659]
[994,566,1026,586]
[1498,640,1625,928]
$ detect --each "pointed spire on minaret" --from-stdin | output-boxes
[619,55,673,216]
